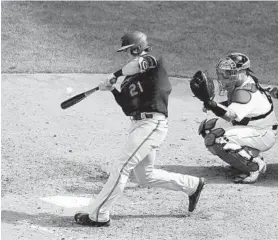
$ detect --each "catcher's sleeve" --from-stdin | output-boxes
[204,101,227,117]
[219,100,229,107]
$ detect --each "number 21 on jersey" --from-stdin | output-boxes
[129,81,144,97]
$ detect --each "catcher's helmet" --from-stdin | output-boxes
[117,31,151,56]
[227,53,251,71]
[216,53,251,76]
[216,53,251,95]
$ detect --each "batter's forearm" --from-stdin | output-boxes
[113,55,157,78]
[112,62,139,78]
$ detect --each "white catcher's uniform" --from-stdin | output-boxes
[224,76,277,153]
[84,54,200,222]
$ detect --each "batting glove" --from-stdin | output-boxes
[99,74,116,91]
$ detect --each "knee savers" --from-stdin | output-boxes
[199,118,259,172]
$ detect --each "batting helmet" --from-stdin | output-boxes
[117,31,151,56]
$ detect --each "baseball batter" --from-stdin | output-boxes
[197,53,277,184]
[74,31,205,227]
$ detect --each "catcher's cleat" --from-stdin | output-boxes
[234,158,267,184]
[74,212,110,227]
[188,177,205,212]
[233,173,249,183]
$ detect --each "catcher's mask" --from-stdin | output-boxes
[117,31,151,56]
[216,53,251,95]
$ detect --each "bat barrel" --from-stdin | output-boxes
[60,86,99,109]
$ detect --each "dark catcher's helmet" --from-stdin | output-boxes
[216,53,251,95]
[117,31,151,56]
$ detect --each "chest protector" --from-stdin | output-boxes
[230,83,257,104]
[230,82,273,126]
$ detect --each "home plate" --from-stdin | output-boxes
[40,196,91,208]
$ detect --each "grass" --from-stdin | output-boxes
[1,1,278,83]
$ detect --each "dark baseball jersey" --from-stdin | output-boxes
[111,55,172,117]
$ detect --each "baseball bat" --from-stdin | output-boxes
[60,78,117,110]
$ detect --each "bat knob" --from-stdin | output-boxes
[110,77,117,85]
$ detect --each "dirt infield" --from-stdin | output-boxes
[2,74,278,240]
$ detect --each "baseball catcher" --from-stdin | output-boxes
[73,31,205,227]
[191,53,278,184]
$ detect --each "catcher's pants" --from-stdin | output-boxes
[224,125,277,153]
[85,113,200,222]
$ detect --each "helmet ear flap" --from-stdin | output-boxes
[130,46,141,56]
[130,44,148,56]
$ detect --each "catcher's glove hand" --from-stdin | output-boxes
[190,70,215,103]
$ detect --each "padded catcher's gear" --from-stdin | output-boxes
[227,53,251,71]
[199,118,259,173]
[190,71,215,102]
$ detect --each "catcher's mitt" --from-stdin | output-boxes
[190,70,215,102]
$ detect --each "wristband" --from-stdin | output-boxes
[205,101,227,117]
[113,69,123,78]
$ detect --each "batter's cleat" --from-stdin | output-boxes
[188,177,205,212]
[74,212,110,227]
